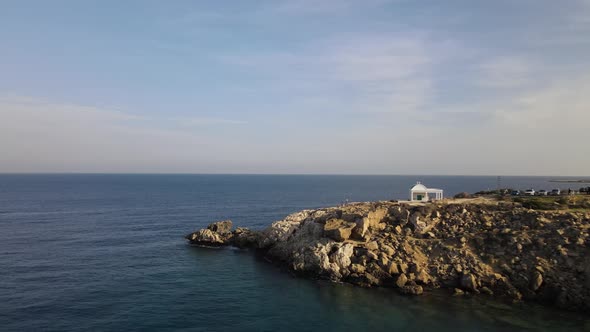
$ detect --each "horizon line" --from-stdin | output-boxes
[0,172,589,178]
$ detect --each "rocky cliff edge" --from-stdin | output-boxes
[186,198,590,311]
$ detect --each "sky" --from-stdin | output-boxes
[1,0,589,175]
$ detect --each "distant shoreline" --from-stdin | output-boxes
[549,179,590,183]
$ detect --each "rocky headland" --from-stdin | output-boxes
[186,197,590,312]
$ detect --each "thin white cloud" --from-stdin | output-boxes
[2,1,589,176]
[178,117,247,126]
[267,0,393,15]
[478,56,533,88]
[492,75,590,129]
[219,34,437,115]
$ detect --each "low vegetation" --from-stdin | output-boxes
[461,188,590,211]
[511,196,590,211]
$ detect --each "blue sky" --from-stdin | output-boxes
[1,0,589,175]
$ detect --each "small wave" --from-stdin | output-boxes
[188,243,225,249]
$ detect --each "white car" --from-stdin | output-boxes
[524,189,535,196]
[536,190,548,196]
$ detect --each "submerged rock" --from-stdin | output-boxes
[400,283,424,296]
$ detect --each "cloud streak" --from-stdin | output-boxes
[1,1,590,175]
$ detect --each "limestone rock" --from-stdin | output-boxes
[400,283,424,295]
[259,220,300,248]
[460,273,478,291]
[232,227,259,248]
[365,273,381,286]
[186,198,590,312]
[350,264,366,274]
[364,207,388,230]
[396,273,408,288]
[480,287,493,295]
[381,244,395,256]
[323,219,356,242]
[207,220,233,234]
[530,271,543,291]
[186,229,227,245]
[366,241,379,251]
[387,261,400,275]
[416,270,431,284]
[329,243,355,277]
[352,218,370,240]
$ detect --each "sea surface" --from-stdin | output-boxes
[1,174,589,331]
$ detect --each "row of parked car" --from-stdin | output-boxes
[511,189,562,196]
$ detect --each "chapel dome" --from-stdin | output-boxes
[410,182,427,191]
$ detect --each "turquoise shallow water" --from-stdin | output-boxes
[1,174,589,331]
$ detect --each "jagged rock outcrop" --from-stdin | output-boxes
[185,199,590,312]
[186,220,234,245]
[186,228,229,246]
[207,220,233,234]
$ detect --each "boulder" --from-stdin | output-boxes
[329,243,355,275]
[396,273,408,288]
[259,220,301,248]
[284,210,313,223]
[186,229,227,246]
[365,273,381,286]
[400,283,424,295]
[460,273,478,291]
[480,286,494,295]
[399,263,409,274]
[453,288,465,296]
[232,227,259,248]
[381,244,395,256]
[387,261,400,275]
[351,218,371,241]
[350,264,366,274]
[364,207,388,230]
[530,271,543,291]
[290,242,332,275]
[366,241,379,251]
[324,219,356,242]
[416,270,431,284]
[207,220,233,234]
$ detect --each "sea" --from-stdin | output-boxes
[1,174,589,331]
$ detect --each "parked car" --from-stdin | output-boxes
[536,190,548,196]
[511,190,520,196]
[550,189,561,196]
[524,189,535,196]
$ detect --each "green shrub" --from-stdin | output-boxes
[556,197,568,205]
[521,200,555,210]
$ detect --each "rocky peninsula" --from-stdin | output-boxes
[186,197,590,312]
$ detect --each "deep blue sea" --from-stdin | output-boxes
[1,174,589,331]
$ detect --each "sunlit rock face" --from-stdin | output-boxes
[187,198,590,312]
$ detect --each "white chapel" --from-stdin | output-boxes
[409,182,444,202]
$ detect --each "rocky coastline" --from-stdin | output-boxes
[186,198,590,312]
